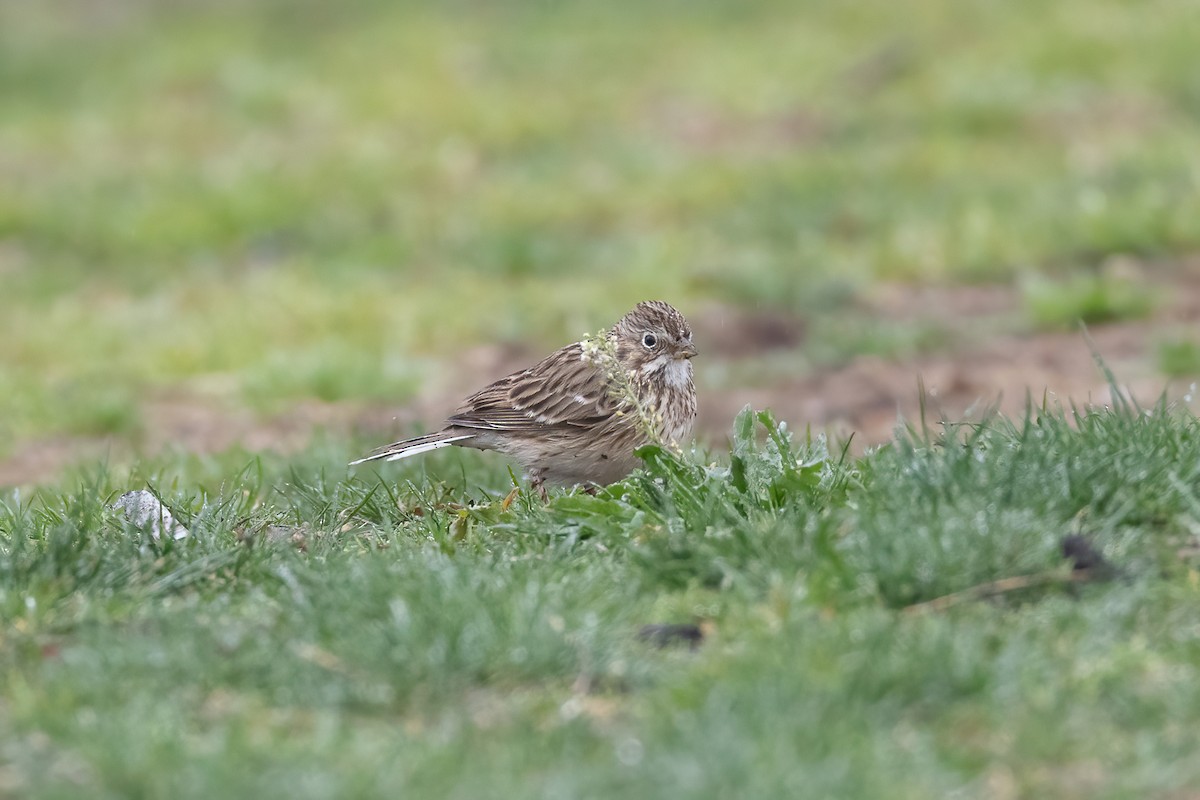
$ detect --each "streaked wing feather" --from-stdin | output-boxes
[446,344,617,432]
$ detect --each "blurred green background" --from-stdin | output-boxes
[2,0,1199,465]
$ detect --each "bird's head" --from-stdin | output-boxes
[612,301,697,386]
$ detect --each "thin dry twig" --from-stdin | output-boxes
[903,569,1101,615]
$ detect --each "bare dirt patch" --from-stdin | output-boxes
[701,321,1190,450]
[701,266,1200,446]
[3,270,1199,487]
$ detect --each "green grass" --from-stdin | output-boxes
[1158,339,1200,378]
[3,0,1200,451]
[1022,271,1157,329]
[3,401,1200,797]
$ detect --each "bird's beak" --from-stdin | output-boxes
[676,342,699,360]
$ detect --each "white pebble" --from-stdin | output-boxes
[112,490,190,541]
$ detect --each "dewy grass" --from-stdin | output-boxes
[5,398,1200,796]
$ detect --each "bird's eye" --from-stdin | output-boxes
[642,333,658,349]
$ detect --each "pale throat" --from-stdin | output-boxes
[639,354,694,390]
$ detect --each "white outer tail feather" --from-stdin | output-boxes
[349,434,474,466]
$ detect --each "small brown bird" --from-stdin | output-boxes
[352,301,698,497]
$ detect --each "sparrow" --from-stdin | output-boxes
[352,301,698,497]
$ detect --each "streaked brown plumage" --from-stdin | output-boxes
[351,301,698,496]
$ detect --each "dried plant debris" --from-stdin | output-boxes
[636,623,705,650]
[1060,534,1123,580]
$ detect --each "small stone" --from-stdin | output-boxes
[112,490,190,541]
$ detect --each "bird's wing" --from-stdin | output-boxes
[446,343,621,432]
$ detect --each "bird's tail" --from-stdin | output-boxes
[349,432,475,466]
